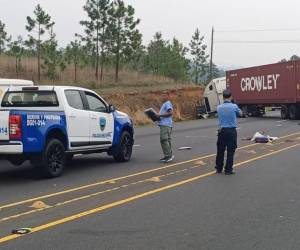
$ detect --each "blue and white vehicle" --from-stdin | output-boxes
[0,86,134,177]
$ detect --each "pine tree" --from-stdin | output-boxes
[189,28,208,84]
[109,0,141,82]
[79,0,111,81]
[65,40,88,82]
[26,4,55,81]
[41,29,65,82]
[167,38,189,81]
[145,32,168,75]
[7,36,24,77]
[0,20,11,54]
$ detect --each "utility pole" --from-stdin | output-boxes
[209,26,214,82]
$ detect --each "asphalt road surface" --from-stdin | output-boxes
[1,112,300,250]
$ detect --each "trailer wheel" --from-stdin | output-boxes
[281,105,289,120]
[288,105,299,120]
[241,106,248,117]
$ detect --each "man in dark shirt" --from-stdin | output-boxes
[215,90,242,175]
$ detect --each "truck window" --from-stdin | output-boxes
[85,92,107,113]
[65,90,84,110]
[1,91,58,107]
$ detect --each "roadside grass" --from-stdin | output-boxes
[0,55,193,94]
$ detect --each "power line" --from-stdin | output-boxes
[215,40,300,44]
[216,28,300,33]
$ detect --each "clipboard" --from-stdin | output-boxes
[144,108,161,122]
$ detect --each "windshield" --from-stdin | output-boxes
[1,91,59,107]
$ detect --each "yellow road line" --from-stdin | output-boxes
[1,141,300,244]
[0,166,196,223]
[1,131,299,211]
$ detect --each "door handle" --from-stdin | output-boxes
[91,116,97,120]
[69,114,76,118]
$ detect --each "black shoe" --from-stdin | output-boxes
[225,171,235,175]
[215,167,222,174]
[164,155,175,163]
[160,156,168,162]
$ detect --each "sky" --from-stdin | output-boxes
[1,0,300,68]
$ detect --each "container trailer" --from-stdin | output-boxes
[226,60,300,119]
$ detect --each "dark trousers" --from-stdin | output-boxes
[216,128,237,173]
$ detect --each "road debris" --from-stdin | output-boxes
[196,160,206,165]
[29,201,50,209]
[148,177,161,182]
[12,228,32,235]
[241,137,252,141]
[178,147,192,150]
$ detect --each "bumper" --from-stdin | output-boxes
[0,142,23,154]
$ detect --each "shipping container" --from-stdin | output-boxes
[226,60,300,119]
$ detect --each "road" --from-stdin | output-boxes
[1,112,300,250]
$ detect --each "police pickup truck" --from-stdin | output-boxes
[0,86,134,178]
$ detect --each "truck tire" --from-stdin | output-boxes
[248,105,258,117]
[33,138,66,178]
[241,106,248,117]
[281,105,289,119]
[113,131,133,162]
[288,105,299,120]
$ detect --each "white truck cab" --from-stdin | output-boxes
[197,77,226,117]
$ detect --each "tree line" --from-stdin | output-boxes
[0,0,224,84]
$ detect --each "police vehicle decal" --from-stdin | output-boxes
[26,114,62,127]
[10,111,67,153]
[0,127,8,135]
[99,117,106,131]
[92,132,112,139]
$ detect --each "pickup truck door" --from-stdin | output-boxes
[64,90,90,148]
[83,91,114,146]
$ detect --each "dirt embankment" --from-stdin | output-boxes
[103,86,203,126]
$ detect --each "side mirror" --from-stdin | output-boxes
[108,104,116,113]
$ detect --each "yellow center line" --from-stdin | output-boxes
[0,141,300,244]
[1,131,299,211]
[0,165,198,223]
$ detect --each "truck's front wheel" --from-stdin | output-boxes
[113,131,133,162]
[33,139,66,178]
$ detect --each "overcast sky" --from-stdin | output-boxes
[2,0,300,68]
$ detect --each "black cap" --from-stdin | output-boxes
[223,89,232,99]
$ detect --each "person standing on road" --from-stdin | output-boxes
[215,89,242,175]
[156,92,174,163]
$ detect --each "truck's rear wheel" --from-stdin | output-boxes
[281,105,289,119]
[113,131,133,162]
[288,105,299,120]
[33,139,66,178]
